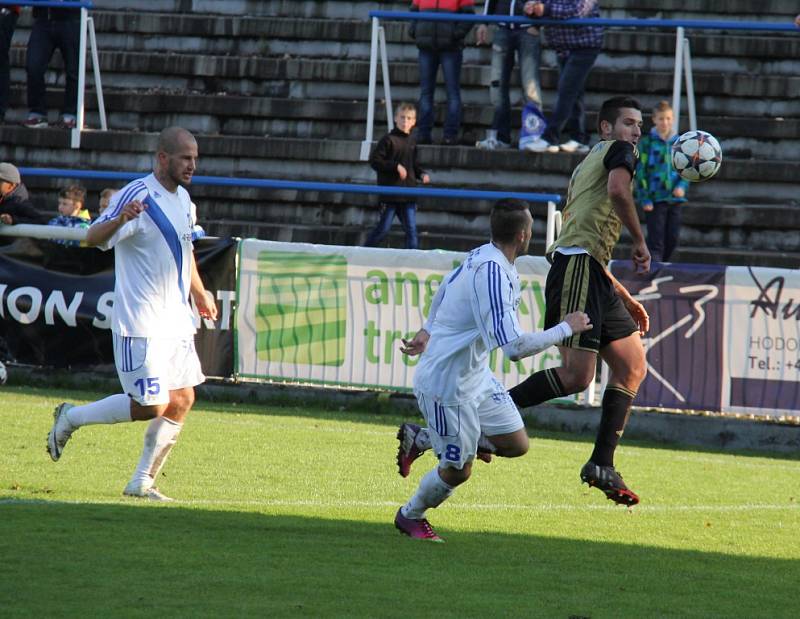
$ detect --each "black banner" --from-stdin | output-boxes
[0,236,237,377]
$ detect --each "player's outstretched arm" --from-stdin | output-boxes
[501,312,592,362]
[190,253,218,320]
[86,199,146,247]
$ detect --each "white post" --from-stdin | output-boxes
[545,200,556,249]
[683,37,697,131]
[378,26,393,132]
[71,7,89,149]
[88,16,107,131]
[361,16,380,161]
[671,26,684,135]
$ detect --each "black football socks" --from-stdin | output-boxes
[590,385,636,467]
[509,368,567,409]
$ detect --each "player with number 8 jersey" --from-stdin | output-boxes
[46,127,218,502]
[394,199,592,542]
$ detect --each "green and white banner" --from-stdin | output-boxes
[235,240,555,391]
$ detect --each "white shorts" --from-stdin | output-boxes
[415,379,524,470]
[113,334,205,406]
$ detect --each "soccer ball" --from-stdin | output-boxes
[670,130,722,182]
[0,361,6,386]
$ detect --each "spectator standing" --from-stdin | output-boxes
[365,102,430,249]
[409,0,475,145]
[0,5,19,123]
[48,185,90,247]
[24,2,81,129]
[634,101,688,263]
[0,162,47,224]
[97,187,118,217]
[525,0,603,153]
[475,1,548,151]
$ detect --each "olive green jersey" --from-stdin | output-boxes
[547,140,638,266]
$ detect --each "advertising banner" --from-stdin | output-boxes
[235,240,556,391]
[0,237,237,376]
[611,262,726,412]
[723,266,800,415]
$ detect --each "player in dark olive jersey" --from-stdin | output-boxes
[509,96,651,506]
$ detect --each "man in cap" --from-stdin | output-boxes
[0,163,47,225]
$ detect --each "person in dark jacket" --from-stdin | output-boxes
[0,5,20,123]
[24,2,81,128]
[410,0,475,145]
[0,162,47,225]
[365,102,430,249]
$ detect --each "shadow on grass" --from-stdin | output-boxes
[0,499,797,618]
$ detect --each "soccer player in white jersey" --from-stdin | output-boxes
[393,199,591,542]
[46,127,218,501]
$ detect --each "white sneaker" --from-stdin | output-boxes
[521,137,553,153]
[560,139,590,154]
[47,403,76,462]
[475,137,511,150]
[123,481,174,502]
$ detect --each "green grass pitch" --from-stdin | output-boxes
[1,385,799,618]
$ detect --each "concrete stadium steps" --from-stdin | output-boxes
[5,87,795,161]
[2,0,797,267]
[8,128,800,267]
[7,128,798,202]
[89,0,800,20]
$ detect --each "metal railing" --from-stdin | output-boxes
[1,0,106,148]
[363,11,799,156]
[0,165,563,246]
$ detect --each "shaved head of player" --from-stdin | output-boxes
[156,127,198,191]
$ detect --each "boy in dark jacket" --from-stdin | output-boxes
[365,102,431,249]
[410,0,475,145]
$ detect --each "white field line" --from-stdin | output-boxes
[1,497,798,513]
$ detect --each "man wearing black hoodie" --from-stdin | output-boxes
[0,162,47,225]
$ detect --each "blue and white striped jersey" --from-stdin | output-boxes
[92,173,196,337]
[414,242,522,403]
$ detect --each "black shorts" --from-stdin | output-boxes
[544,252,638,352]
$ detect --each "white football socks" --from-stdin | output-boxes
[128,416,183,490]
[65,394,132,428]
[402,468,454,520]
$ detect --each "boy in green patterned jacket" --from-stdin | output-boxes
[634,101,689,262]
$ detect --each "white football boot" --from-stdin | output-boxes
[47,402,76,462]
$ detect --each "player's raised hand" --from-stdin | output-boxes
[564,311,592,334]
[118,199,146,223]
[400,329,430,356]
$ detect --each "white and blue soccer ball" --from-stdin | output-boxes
[0,361,7,386]
[671,130,722,182]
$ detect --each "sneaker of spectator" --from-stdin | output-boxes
[559,139,590,154]
[57,114,77,129]
[521,137,553,153]
[23,113,48,128]
[475,130,511,150]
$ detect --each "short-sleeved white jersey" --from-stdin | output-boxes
[414,242,523,404]
[92,173,196,337]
